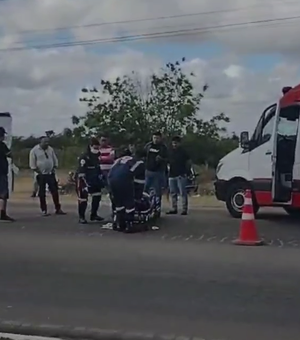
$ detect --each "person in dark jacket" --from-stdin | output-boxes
[166,136,191,215]
[0,127,14,221]
[144,131,168,215]
[108,149,145,232]
[76,138,105,224]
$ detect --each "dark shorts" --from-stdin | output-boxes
[0,174,9,200]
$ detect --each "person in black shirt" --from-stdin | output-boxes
[0,127,14,222]
[166,136,191,215]
[144,131,168,215]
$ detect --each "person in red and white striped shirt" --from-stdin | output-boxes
[99,135,116,180]
[98,135,116,216]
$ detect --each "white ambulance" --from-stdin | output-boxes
[214,85,300,218]
[0,112,17,194]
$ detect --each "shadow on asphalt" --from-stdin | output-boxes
[256,212,299,224]
[4,203,300,249]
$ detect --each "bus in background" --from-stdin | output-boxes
[0,112,17,194]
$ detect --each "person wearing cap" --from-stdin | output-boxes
[29,136,66,216]
[75,138,105,224]
[0,126,14,221]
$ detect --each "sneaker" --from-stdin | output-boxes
[181,211,188,216]
[41,211,50,217]
[55,209,66,215]
[166,210,178,215]
[0,214,15,222]
[79,218,87,224]
[90,215,104,222]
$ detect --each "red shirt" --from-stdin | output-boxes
[99,146,115,172]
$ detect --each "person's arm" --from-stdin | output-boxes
[132,161,146,198]
[156,144,168,162]
[4,144,12,159]
[184,150,192,176]
[51,147,58,169]
[143,142,150,158]
[77,155,87,177]
[161,144,168,161]
[29,148,39,172]
[132,161,146,184]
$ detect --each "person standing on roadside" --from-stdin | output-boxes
[98,135,116,214]
[76,138,105,224]
[166,136,191,215]
[0,127,14,222]
[144,131,168,216]
[29,136,66,216]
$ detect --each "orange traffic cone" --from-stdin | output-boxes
[233,189,264,246]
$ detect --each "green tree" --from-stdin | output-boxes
[74,57,230,145]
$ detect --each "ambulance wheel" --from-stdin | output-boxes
[226,181,259,219]
[283,207,300,218]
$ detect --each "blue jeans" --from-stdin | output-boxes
[144,170,165,208]
[168,176,188,212]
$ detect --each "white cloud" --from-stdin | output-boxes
[1,0,300,54]
[0,0,299,136]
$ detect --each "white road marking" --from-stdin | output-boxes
[287,240,298,247]
[0,333,62,340]
[220,237,228,243]
[196,235,204,241]
[207,236,216,242]
[185,235,193,241]
[277,239,284,247]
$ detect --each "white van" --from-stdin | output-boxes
[0,112,14,194]
[214,85,300,218]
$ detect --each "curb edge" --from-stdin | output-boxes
[0,320,193,340]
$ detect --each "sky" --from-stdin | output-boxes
[1,0,300,136]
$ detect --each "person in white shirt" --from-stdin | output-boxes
[29,136,66,216]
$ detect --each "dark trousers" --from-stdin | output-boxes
[37,173,61,212]
[0,174,9,200]
[76,177,102,219]
[109,179,135,228]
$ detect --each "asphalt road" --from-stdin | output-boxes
[1,201,300,339]
[6,199,300,248]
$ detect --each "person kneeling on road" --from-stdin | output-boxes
[76,138,105,224]
[108,149,145,233]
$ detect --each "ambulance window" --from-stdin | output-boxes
[261,113,275,143]
[251,104,276,146]
[277,118,298,136]
[277,105,300,137]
